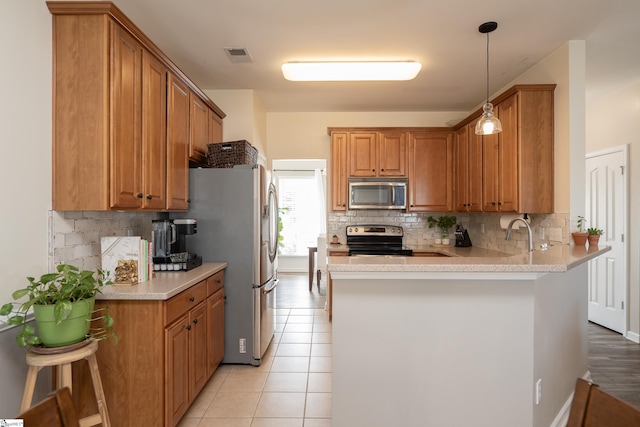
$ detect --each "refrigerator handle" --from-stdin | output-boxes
[263,279,278,295]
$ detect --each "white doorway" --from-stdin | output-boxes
[585,145,628,334]
[272,159,326,273]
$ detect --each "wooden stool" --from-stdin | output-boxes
[21,340,111,427]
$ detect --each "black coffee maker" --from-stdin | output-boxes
[454,223,472,247]
[152,219,203,271]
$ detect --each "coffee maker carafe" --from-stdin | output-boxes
[152,219,176,263]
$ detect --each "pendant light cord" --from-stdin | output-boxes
[486,31,490,105]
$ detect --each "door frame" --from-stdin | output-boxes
[586,144,629,337]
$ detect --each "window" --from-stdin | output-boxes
[276,171,322,256]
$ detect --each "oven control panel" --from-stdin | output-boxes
[346,225,404,236]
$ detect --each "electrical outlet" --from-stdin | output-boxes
[536,379,542,405]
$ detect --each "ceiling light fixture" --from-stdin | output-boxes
[475,21,502,136]
[281,61,422,81]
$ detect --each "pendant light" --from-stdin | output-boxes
[475,21,502,136]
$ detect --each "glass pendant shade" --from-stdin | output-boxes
[475,21,502,136]
[475,102,502,135]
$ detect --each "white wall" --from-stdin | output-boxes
[0,0,54,416]
[586,79,640,337]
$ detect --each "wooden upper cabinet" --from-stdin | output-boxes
[141,51,168,210]
[407,132,453,212]
[347,131,406,178]
[189,93,209,165]
[167,74,190,211]
[378,132,407,177]
[331,132,349,211]
[208,109,223,147]
[48,2,225,211]
[483,94,519,212]
[349,133,378,177]
[479,86,554,213]
[454,122,482,212]
[109,24,144,209]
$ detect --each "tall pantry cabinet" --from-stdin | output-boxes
[48,2,225,211]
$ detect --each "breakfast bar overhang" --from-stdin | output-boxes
[328,245,610,427]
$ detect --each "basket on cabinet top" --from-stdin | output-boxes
[207,140,258,168]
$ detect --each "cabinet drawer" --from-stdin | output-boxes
[165,280,207,325]
[206,271,225,296]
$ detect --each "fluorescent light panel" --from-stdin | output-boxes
[282,61,421,81]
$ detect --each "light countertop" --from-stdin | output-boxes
[328,244,610,273]
[97,262,227,300]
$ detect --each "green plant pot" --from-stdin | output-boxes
[33,297,95,347]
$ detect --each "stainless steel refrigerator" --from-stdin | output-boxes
[173,165,278,365]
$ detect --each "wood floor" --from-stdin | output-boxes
[588,322,640,409]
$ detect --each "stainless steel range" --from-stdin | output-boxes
[346,225,413,256]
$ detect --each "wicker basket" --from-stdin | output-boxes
[207,140,258,168]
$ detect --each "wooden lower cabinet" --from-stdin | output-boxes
[71,270,225,427]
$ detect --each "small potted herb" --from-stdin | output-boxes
[571,216,588,246]
[0,264,117,348]
[427,215,457,245]
[587,227,603,246]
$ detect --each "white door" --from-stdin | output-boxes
[586,145,628,334]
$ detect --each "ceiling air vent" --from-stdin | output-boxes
[224,47,253,63]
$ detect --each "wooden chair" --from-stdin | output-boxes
[567,378,640,426]
[18,387,79,427]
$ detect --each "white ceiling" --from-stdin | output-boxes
[106,0,640,113]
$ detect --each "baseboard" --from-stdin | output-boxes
[626,330,640,343]
[549,371,591,427]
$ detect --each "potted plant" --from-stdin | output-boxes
[427,215,457,245]
[587,227,603,246]
[572,216,588,246]
[331,235,340,244]
[0,264,117,348]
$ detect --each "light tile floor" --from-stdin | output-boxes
[177,306,332,427]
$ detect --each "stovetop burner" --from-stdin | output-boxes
[346,225,413,256]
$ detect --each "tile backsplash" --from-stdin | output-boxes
[49,209,570,273]
[49,210,156,271]
[328,211,569,254]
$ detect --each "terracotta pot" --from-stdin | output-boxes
[572,232,588,246]
[588,235,601,246]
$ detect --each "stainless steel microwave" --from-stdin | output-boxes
[348,178,407,210]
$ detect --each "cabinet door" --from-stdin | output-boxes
[378,132,406,177]
[407,132,453,212]
[165,315,190,426]
[331,132,349,211]
[349,133,377,177]
[208,109,223,147]
[453,125,470,212]
[141,50,167,210]
[496,94,519,212]
[455,122,483,212]
[207,288,225,376]
[189,93,209,164]
[110,24,143,209]
[167,74,190,211]
[189,301,208,399]
[468,123,484,212]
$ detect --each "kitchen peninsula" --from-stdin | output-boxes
[329,245,610,427]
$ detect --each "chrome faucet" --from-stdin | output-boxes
[506,217,534,252]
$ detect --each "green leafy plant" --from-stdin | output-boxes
[576,216,587,232]
[0,264,117,348]
[427,215,458,236]
[587,227,603,235]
